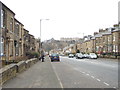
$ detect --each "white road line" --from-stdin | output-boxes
[82,72,85,74]
[112,66,115,68]
[91,76,94,78]
[96,79,101,82]
[74,68,79,71]
[74,82,77,84]
[51,63,64,89]
[103,82,109,86]
[86,74,89,76]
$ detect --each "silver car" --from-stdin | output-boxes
[68,54,74,58]
[83,54,89,58]
[75,53,84,59]
[88,53,97,59]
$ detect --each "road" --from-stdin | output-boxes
[2,56,118,89]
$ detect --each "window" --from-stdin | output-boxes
[113,35,115,41]
[3,9,6,27]
[1,10,3,27]
[99,38,102,43]
[113,45,115,52]
[119,33,120,40]
[116,45,118,52]
[1,9,6,27]
[103,46,106,52]
[108,45,112,52]
[16,43,19,56]
[10,41,13,56]
[15,23,19,36]
[108,37,110,42]
[10,18,13,32]
[0,37,4,56]
[103,37,105,42]
[96,39,98,43]
[96,46,99,52]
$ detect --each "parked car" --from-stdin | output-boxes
[49,54,51,57]
[68,54,74,58]
[60,54,65,56]
[75,53,84,59]
[83,54,89,58]
[88,53,97,59]
[50,53,60,62]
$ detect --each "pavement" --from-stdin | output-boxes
[3,57,61,88]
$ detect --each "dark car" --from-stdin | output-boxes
[50,54,60,62]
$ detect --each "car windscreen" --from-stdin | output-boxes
[90,53,96,55]
[78,53,82,55]
[51,54,59,56]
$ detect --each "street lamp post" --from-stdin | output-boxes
[40,19,49,56]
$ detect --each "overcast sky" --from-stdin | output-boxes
[1,0,119,41]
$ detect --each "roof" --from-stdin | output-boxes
[94,33,103,38]
[23,28,29,32]
[92,30,112,39]
[112,28,120,32]
[14,18,24,26]
[0,1,15,15]
[102,31,112,36]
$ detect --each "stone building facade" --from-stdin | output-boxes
[0,1,40,62]
[63,25,120,58]
[0,1,15,61]
[78,26,120,58]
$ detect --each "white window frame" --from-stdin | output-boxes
[0,37,4,56]
[1,10,3,27]
[116,45,118,52]
[113,45,115,52]
[113,36,115,41]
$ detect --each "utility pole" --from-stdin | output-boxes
[40,19,49,56]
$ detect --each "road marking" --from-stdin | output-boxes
[96,79,101,82]
[74,82,77,84]
[74,68,79,71]
[103,82,109,86]
[112,66,115,68]
[82,72,85,74]
[51,63,64,89]
[91,76,95,78]
[86,74,89,76]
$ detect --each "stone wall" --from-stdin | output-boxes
[98,55,120,59]
[0,64,17,84]
[16,61,26,73]
[0,58,38,85]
